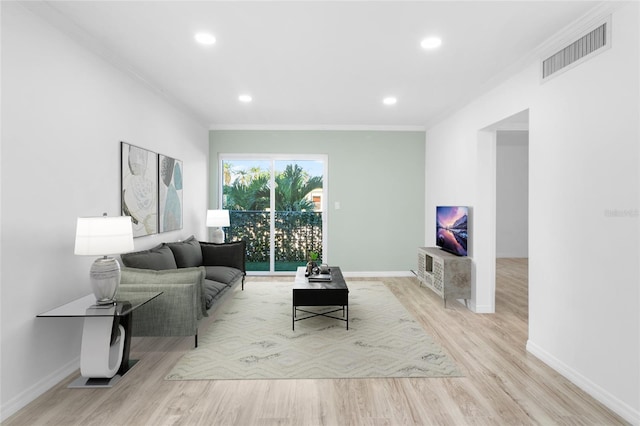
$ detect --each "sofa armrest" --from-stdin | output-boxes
[120,266,208,318]
[200,240,246,274]
[117,283,200,337]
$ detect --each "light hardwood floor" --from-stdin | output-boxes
[5,259,628,425]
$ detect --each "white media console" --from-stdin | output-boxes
[416,247,471,308]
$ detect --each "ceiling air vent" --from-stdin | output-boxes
[542,22,608,80]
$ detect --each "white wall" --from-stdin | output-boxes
[425,71,535,313]
[0,4,208,420]
[496,131,528,258]
[426,4,639,423]
[209,130,425,274]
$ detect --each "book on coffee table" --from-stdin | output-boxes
[307,272,332,282]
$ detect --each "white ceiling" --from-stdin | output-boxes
[26,1,601,128]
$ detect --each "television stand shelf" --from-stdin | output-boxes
[416,247,471,308]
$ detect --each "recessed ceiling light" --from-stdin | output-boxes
[238,94,252,103]
[420,37,442,50]
[383,97,397,106]
[194,32,216,45]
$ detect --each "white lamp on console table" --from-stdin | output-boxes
[74,213,134,305]
[207,209,230,243]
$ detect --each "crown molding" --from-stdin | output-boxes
[532,1,621,61]
[19,1,208,125]
[425,1,624,131]
[209,124,426,132]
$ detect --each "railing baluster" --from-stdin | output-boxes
[225,210,322,271]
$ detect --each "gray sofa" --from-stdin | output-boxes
[117,236,245,346]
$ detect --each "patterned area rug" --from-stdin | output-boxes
[166,281,462,380]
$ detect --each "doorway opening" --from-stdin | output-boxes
[477,109,529,313]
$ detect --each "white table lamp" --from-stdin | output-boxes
[206,209,230,243]
[74,214,134,305]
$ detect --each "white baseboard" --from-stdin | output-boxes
[526,340,640,425]
[246,271,415,278]
[1,357,79,422]
[342,271,415,278]
[470,303,494,313]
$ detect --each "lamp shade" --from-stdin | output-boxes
[74,216,134,256]
[206,210,230,227]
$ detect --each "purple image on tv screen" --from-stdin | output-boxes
[436,206,468,256]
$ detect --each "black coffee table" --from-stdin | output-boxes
[293,266,349,330]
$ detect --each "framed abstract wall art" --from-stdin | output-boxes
[121,142,158,237]
[158,154,183,233]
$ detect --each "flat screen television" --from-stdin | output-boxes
[436,206,468,256]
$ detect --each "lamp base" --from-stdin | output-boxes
[211,227,225,244]
[90,257,120,305]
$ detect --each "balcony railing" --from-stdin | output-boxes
[225,210,323,271]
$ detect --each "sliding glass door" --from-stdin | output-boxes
[221,155,326,273]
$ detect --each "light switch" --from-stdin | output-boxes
[335,201,341,210]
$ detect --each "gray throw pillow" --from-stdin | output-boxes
[120,244,178,270]
[166,236,203,268]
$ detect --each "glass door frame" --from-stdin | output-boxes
[219,153,328,275]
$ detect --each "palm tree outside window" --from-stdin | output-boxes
[220,156,326,273]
